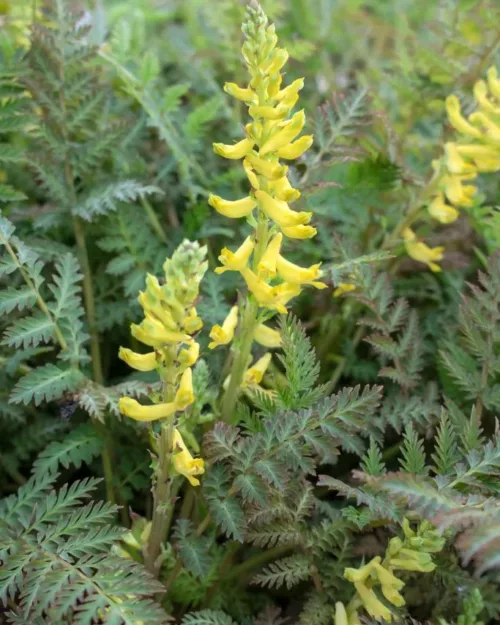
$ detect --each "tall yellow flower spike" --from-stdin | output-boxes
[343,520,444,623]
[209,3,325,421]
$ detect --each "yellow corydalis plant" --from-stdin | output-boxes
[406,65,500,271]
[335,520,445,624]
[117,240,207,573]
[209,1,325,421]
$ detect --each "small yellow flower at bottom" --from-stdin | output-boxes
[118,347,157,372]
[118,397,178,422]
[209,194,257,218]
[403,228,444,272]
[333,282,356,297]
[209,305,239,349]
[174,367,195,409]
[172,428,205,486]
[354,582,394,622]
[334,602,348,625]
[242,353,272,387]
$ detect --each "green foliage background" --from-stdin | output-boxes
[0,0,500,624]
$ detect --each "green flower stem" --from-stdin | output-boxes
[140,196,168,244]
[221,217,269,423]
[144,377,177,576]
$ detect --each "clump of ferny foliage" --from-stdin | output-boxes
[1,1,500,625]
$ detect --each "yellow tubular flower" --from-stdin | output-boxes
[260,110,306,155]
[138,292,178,331]
[428,193,459,224]
[178,341,200,368]
[213,137,255,159]
[172,429,205,486]
[243,159,260,189]
[244,154,287,180]
[443,175,476,207]
[354,583,394,622]
[209,305,239,349]
[444,142,476,174]
[255,189,311,227]
[141,315,192,344]
[269,176,301,202]
[272,282,302,313]
[276,135,314,159]
[446,95,482,138]
[184,307,203,334]
[118,397,177,422]
[249,104,288,120]
[145,273,165,301]
[254,324,282,348]
[174,367,195,409]
[469,111,500,142]
[334,282,356,297]
[403,228,444,272]
[334,603,348,625]
[280,224,317,239]
[215,236,255,274]
[275,77,304,101]
[242,353,272,387]
[258,233,282,278]
[275,254,326,288]
[208,194,257,218]
[487,66,500,100]
[457,144,500,172]
[130,324,165,348]
[241,267,279,308]
[473,80,500,116]
[118,347,157,372]
[224,82,257,103]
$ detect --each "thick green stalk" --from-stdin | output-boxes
[144,377,177,576]
[221,218,269,423]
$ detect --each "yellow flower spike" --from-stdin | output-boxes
[354,582,394,622]
[208,194,257,219]
[224,82,257,103]
[244,154,287,180]
[275,254,326,288]
[279,224,316,239]
[275,78,305,102]
[334,602,348,625]
[258,233,283,278]
[473,80,500,116]
[269,176,301,202]
[184,307,203,334]
[118,347,157,372]
[255,189,311,227]
[118,397,178,422]
[172,429,205,487]
[333,282,356,297]
[276,135,314,160]
[213,137,255,159]
[243,159,260,190]
[174,367,195,409]
[141,315,192,344]
[487,66,500,100]
[209,305,239,349]
[178,341,200,368]
[444,142,476,174]
[254,324,282,348]
[215,236,255,274]
[259,109,306,155]
[403,228,444,273]
[242,352,272,387]
[443,175,476,207]
[445,95,482,138]
[428,193,459,224]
